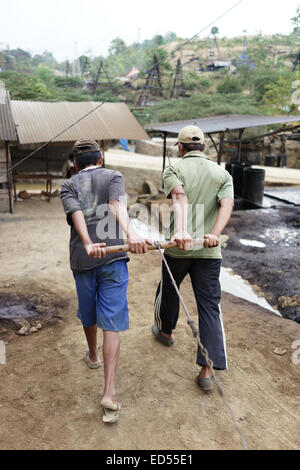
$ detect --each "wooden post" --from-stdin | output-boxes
[237,128,245,163]
[217,132,225,166]
[207,133,218,154]
[162,132,167,188]
[45,144,49,176]
[5,141,13,214]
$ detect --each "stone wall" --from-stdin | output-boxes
[135,137,218,161]
[106,163,162,194]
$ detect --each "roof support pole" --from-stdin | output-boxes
[45,144,49,176]
[162,132,167,174]
[237,128,245,163]
[207,133,218,154]
[161,132,167,188]
[217,132,225,166]
[5,141,13,214]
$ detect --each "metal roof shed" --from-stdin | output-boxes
[11,101,149,144]
[0,85,17,213]
[147,114,300,170]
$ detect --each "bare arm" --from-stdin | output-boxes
[170,185,192,250]
[109,199,152,254]
[71,210,106,258]
[204,198,234,248]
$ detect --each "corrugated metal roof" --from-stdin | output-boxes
[148,114,300,135]
[11,100,149,144]
[0,87,17,141]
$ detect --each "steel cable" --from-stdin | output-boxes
[3,0,244,175]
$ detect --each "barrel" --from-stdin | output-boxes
[225,163,232,175]
[231,163,251,197]
[242,168,265,206]
[264,155,276,167]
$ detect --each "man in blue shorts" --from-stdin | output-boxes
[60,139,150,423]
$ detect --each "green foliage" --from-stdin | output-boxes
[0,71,49,100]
[261,73,300,113]
[211,27,219,36]
[108,38,127,56]
[217,77,242,94]
[291,5,300,32]
[54,76,82,88]
[135,92,259,126]
[184,72,211,90]
[1,29,300,124]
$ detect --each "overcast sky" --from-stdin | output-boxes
[0,0,299,61]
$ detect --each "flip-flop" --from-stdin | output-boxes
[101,399,121,424]
[83,349,102,369]
[195,374,214,392]
[152,325,174,347]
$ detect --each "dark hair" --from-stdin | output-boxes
[75,151,101,170]
[181,142,205,152]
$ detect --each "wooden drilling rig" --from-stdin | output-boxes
[136,54,163,106]
[170,58,186,99]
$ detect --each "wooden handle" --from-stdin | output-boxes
[105,239,203,255]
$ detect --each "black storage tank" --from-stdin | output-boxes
[231,163,251,197]
[242,168,265,206]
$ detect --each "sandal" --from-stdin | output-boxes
[83,349,102,369]
[101,398,121,424]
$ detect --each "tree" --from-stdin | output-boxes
[291,6,300,32]
[108,38,127,56]
[211,27,220,55]
[164,31,177,43]
[261,73,299,113]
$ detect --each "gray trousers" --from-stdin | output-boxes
[154,255,227,370]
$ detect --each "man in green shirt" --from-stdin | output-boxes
[152,125,234,391]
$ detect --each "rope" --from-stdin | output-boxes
[153,241,249,451]
[3,0,244,175]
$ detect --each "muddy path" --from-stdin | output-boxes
[0,199,299,450]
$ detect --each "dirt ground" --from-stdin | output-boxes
[0,199,299,450]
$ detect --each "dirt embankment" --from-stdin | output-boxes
[0,199,299,450]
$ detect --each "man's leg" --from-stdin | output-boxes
[102,331,120,403]
[154,255,191,337]
[97,260,129,406]
[83,325,100,364]
[73,270,100,365]
[190,259,227,373]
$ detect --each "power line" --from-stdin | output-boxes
[5,0,244,174]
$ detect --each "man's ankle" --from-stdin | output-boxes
[161,331,172,339]
[199,366,212,379]
[88,350,99,362]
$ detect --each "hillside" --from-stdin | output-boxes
[1,31,300,124]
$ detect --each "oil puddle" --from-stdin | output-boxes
[240,239,266,248]
[220,268,281,316]
[0,288,66,338]
[0,303,39,322]
[262,227,299,247]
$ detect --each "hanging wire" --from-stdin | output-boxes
[3,0,244,175]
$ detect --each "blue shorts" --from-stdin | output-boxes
[73,260,129,332]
